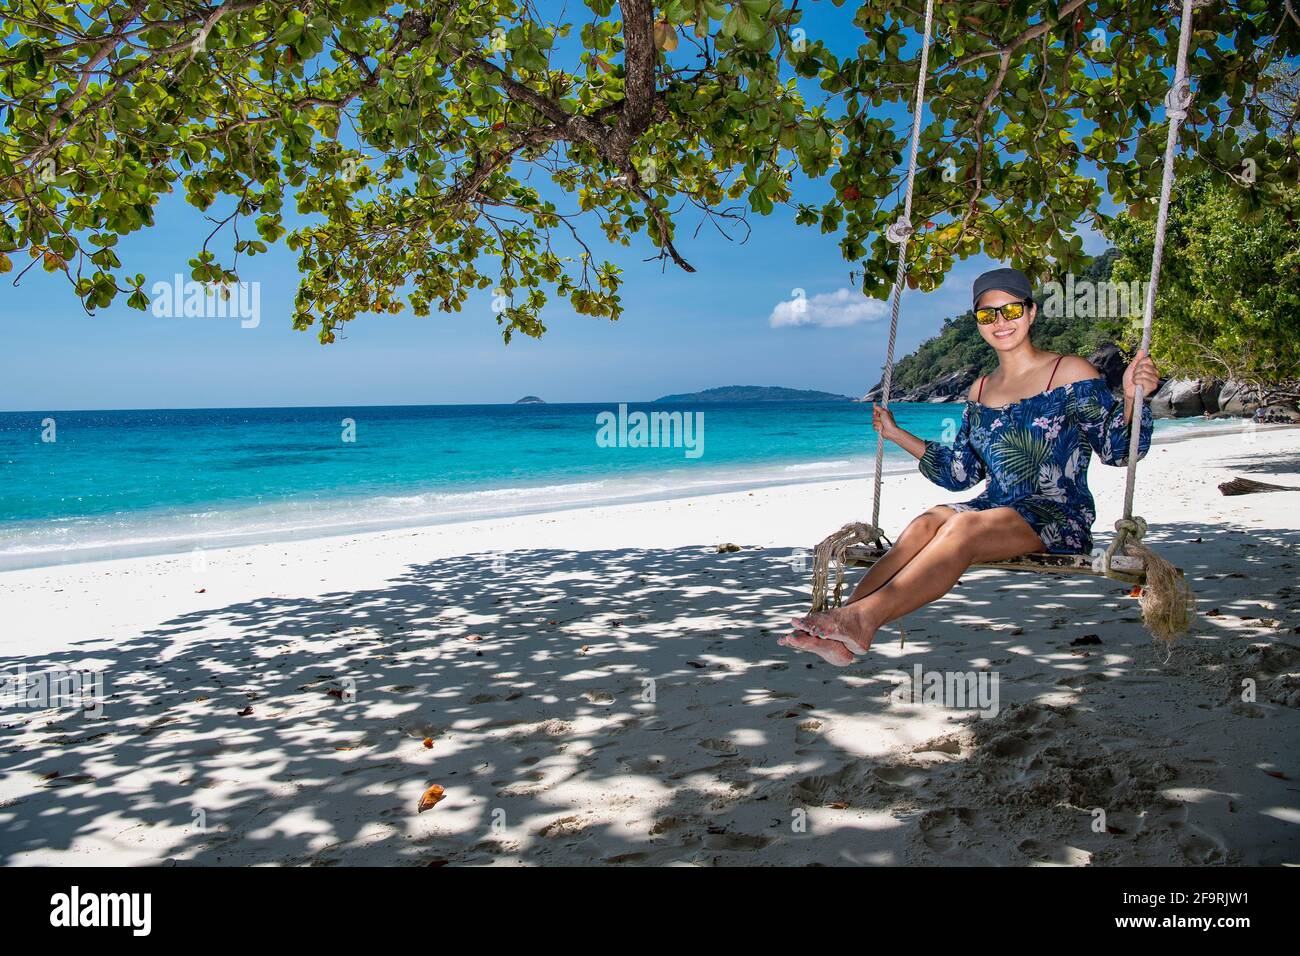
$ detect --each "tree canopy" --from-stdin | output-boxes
[2,1,1298,344]
[1108,169,1300,395]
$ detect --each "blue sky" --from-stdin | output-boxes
[1,4,1121,412]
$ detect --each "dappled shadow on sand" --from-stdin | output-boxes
[1210,436,1300,481]
[2,521,1298,866]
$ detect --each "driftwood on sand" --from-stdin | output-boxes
[1218,476,1300,496]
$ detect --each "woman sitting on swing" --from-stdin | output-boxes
[780,267,1160,666]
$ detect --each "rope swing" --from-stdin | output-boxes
[808,0,936,617]
[810,0,1198,646]
[1106,0,1198,643]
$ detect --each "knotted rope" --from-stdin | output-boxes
[1100,0,1198,645]
[808,0,935,619]
[810,523,889,613]
[1098,517,1193,647]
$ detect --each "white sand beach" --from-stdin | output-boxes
[1,424,1298,867]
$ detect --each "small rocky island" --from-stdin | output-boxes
[654,385,854,403]
[514,395,545,404]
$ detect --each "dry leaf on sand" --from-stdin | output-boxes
[417,784,446,813]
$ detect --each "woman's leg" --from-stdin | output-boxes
[842,507,955,605]
[784,507,1044,662]
[776,507,956,666]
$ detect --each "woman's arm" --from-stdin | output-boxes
[873,403,926,460]
[1068,365,1156,465]
[1120,348,1161,426]
[876,402,987,491]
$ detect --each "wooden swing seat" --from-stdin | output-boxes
[837,542,1161,585]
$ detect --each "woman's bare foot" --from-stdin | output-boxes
[777,631,856,667]
[790,604,878,655]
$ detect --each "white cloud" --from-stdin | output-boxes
[769,287,890,329]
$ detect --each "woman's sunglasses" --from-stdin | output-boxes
[974,299,1031,325]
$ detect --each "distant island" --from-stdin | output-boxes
[514,395,545,404]
[653,385,854,404]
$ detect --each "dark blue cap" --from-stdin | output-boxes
[973,267,1033,308]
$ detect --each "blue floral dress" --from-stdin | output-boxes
[917,378,1153,554]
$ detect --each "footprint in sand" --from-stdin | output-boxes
[618,755,666,774]
[402,723,441,740]
[794,719,823,745]
[539,718,572,737]
[984,731,1034,759]
[1134,798,1188,835]
[913,735,964,757]
[703,830,771,852]
[1223,700,1266,719]
[1055,672,1110,688]
[1017,838,1092,866]
[1177,826,1229,865]
[468,839,521,859]
[341,759,401,777]
[536,815,588,839]
[698,737,738,755]
[969,704,1182,815]
[918,807,978,852]
[495,775,550,798]
[1006,702,1077,729]
[765,707,804,720]
[791,761,930,808]
[791,764,861,806]
[492,769,545,788]
[872,765,931,788]
[649,815,698,837]
[603,852,650,864]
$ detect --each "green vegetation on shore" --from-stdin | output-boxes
[1109,171,1300,400]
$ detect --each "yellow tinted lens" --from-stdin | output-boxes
[1002,302,1026,320]
[974,309,997,324]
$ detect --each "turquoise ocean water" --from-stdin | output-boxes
[0,401,1223,570]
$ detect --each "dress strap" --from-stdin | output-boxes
[1045,355,1065,391]
[976,375,986,402]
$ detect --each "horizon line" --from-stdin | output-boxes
[0,395,870,416]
